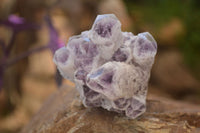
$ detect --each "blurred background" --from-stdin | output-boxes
[0,0,200,132]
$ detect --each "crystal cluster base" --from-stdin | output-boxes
[53,14,157,119]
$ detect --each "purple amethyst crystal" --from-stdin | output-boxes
[53,47,75,81]
[53,14,157,119]
[88,14,124,60]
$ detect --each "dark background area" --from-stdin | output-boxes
[0,0,199,132]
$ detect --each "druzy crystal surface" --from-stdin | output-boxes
[53,14,157,119]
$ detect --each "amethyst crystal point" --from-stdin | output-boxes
[88,14,123,60]
[53,47,75,81]
[86,62,146,100]
[53,14,157,119]
[132,32,157,67]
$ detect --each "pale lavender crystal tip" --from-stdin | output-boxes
[53,14,157,119]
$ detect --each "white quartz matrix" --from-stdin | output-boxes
[53,14,157,119]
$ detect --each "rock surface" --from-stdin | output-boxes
[21,85,200,133]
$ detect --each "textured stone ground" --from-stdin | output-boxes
[21,85,200,133]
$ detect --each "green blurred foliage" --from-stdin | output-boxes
[124,0,200,78]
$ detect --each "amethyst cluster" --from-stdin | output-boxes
[53,14,157,119]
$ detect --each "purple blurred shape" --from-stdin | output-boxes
[8,15,25,24]
[45,15,65,54]
[0,14,40,32]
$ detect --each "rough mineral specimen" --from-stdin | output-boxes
[53,14,157,119]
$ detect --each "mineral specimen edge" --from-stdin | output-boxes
[53,14,157,119]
